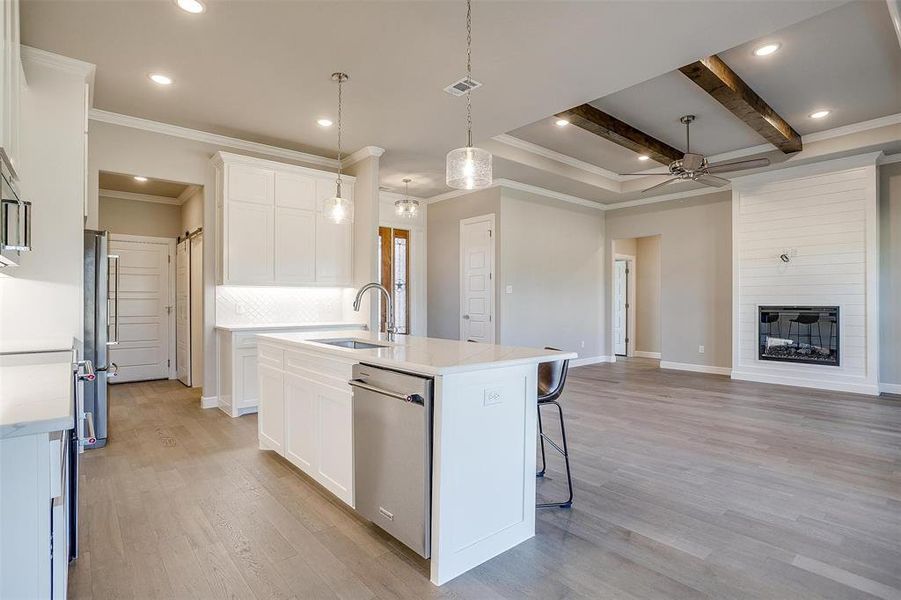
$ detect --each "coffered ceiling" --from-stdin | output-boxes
[21,0,849,201]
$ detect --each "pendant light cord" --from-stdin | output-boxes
[336,74,343,196]
[466,0,473,148]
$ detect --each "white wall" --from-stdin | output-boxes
[635,235,661,355]
[0,52,89,350]
[732,153,881,395]
[499,188,606,361]
[879,161,901,390]
[180,186,203,234]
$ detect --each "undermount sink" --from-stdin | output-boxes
[312,338,389,350]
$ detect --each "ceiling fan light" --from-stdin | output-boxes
[446,146,492,190]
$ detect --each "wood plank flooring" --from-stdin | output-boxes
[71,359,901,599]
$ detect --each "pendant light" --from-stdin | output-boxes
[445,0,492,190]
[325,72,351,224]
[395,178,420,218]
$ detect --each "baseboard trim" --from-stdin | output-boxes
[200,395,218,409]
[571,355,615,367]
[634,351,661,359]
[880,383,901,396]
[660,361,731,376]
[731,370,879,396]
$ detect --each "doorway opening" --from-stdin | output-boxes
[97,171,204,386]
[611,236,661,361]
[378,226,410,334]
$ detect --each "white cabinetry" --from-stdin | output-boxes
[0,0,23,177]
[216,330,263,417]
[257,340,355,507]
[214,152,353,286]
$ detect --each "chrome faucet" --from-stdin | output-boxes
[353,282,396,340]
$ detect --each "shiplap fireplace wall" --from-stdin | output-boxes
[731,153,882,395]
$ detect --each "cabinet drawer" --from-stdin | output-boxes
[284,349,353,387]
[258,343,284,368]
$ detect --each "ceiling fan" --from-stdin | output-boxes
[622,115,770,194]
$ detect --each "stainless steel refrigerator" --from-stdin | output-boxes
[83,230,119,448]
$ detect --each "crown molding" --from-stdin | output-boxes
[492,134,627,183]
[99,188,181,205]
[177,184,201,205]
[603,185,730,211]
[89,109,340,169]
[344,146,386,167]
[495,179,606,210]
[21,46,95,79]
[730,150,884,189]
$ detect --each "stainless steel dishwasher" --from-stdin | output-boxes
[349,363,433,558]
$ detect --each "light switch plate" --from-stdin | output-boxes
[698,345,705,354]
[505,285,513,294]
[483,388,502,406]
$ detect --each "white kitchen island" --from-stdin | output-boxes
[256,332,575,585]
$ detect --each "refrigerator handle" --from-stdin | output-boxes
[107,254,120,346]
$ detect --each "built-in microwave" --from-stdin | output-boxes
[0,157,30,267]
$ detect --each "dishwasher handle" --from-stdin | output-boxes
[348,379,424,405]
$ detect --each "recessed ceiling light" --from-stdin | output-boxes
[809,109,830,119]
[317,118,333,127]
[554,118,569,127]
[148,73,173,86]
[175,0,205,13]
[134,176,148,182]
[753,43,780,57]
[637,155,650,161]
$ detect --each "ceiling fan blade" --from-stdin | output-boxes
[641,177,680,194]
[695,173,730,188]
[619,171,670,176]
[706,157,770,174]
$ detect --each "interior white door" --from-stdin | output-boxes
[460,215,495,343]
[175,239,191,386]
[109,237,172,383]
[189,234,203,387]
[614,259,627,356]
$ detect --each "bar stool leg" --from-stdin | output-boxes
[537,400,574,509]
[537,405,547,478]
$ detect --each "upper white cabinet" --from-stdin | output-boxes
[0,0,22,177]
[214,152,354,286]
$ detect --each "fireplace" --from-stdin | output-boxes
[758,306,839,366]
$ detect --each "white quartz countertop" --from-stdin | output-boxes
[215,322,366,332]
[257,332,578,376]
[0,350,75,439]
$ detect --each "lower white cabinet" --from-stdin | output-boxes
[216,330,263,417]
[257,341,355,507]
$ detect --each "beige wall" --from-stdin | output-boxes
[99,197,181,238]
[879,162,901,387]
[606,191,732,368]
[180,187,203,234]
[499,189,606,359]
[635,235,661,354]
[613,238,637,256]
[427,187,501,341]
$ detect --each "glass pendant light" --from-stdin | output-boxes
[445,0,492,190]
[395,178,420,218]
[325,72,351,224]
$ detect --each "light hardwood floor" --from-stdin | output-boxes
[71,359,901,600]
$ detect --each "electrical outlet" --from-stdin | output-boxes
[505,285,513,294]
[698,345,705,354]
[580,341,585,349]
[483,388,502,406]
[235,302,245,314]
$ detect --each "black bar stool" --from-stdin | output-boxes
[536,347,574,509]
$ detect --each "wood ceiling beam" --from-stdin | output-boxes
[679,55,802,154]
[555,104,683,165]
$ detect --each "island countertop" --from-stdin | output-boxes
[0,349,75,439]
[256,332,577,376]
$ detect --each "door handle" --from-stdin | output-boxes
[462,314,470,320]
[347,379,424,405]
[107,254,120,345]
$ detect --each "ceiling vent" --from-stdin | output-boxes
[444,77,482,97]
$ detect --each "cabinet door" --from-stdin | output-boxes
[316,383,354,506]
[275,171,316,211]
[226,201,273,284]
[274,207,315,284]
[284,372,317,473]
[227,164,273,205]
[234,348,259,409]
[258,363,284,453]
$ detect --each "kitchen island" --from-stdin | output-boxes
[255,332,575,585]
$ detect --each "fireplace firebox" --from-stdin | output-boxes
[758,306,839,366]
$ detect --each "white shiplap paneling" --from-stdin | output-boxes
[731,154,881,395]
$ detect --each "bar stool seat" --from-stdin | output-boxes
[536,347,573,509]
